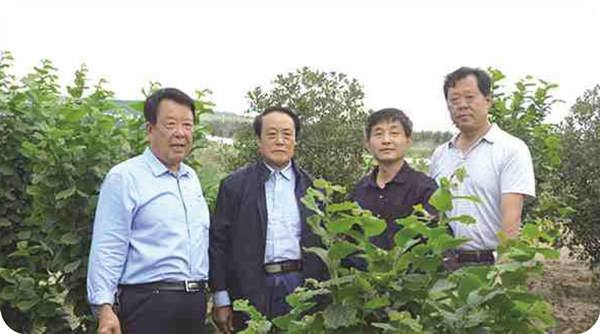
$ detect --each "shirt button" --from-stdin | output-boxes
[379,195,384,199]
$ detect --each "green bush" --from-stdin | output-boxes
[487,69,571,246]
[229,67,370,190]
[559,85,600,265]
[0,52,214,333]
[235,171,558,333]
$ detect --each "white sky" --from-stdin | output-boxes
[1,0,599,131]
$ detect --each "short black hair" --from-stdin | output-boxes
[253,107,301,138]
[365,108,413,139]
[144,87,196,125]
[443,66,491,99]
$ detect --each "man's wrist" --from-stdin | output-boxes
[91,303,112,319]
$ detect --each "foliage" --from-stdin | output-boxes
[486,68,572,246]
[0,52,214,333]
[559,85,600,264]
[236,171,558,333]
[228,67,370,190]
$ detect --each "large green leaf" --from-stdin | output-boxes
[327,217,356,234]
[458,273,483,302]
[329,241,359,260]
[429,188,452,212]
[323,303,357,329]
[360,215,386,237]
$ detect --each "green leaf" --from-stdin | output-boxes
[17,230,31,240]
[0,268,16,284]
[313,179,329,189]
[429,188,453,212]
[55,186,76,200]
[458,273,483,302]
[63,259,81,273]
[0,165,14,176]
[394,228,419,248]
[430,278,457,294]
[329,241,359,260]
[60,233,81,245]
[303,246,331,271]
[17,299,39,312]
[521,223,540,240]
[448,215,477,225]
[301,196,323,216]
[533,247,559,259]
[0,285,17,301]
[360,215,386,237]
[326,202,359,213]
[323,303,357,329]
[0,218,12,227]
[327,217,356,234]
[364,297,390,309]
[453,195,481,203]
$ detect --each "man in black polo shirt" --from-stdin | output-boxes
[350,108,438,256]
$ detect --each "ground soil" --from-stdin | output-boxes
[529,248,600,334]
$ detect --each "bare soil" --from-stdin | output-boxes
[529,248,600,334]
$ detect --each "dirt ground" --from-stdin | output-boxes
[528,248,600,334]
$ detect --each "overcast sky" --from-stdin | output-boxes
[1,0,599,131]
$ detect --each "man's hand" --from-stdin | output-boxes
[213,305,234,334]
[97,304,121,334]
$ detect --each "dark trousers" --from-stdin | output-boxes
[265,271,302,319]
[118,285,207,334]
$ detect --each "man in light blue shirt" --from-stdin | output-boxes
[87,88,210,334]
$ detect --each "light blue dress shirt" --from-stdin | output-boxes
[87,148,210,306]
[213,161,301,307]
[263,162,302,263]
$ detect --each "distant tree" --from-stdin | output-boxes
[560,85,600,266]
[230,67,369,190]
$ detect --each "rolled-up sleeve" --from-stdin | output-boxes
[87,172,135,305]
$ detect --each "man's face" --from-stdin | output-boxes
[446,74,492,133]
[365,120,412,164]
[147,99,194,171]
[257,111,296,169]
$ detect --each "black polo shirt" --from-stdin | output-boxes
[350,162,438,250]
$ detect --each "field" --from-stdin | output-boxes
[531,249,600,333]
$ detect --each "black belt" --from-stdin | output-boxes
[119,280,207,293]
[457,250,495,263]
[264,260,302,274]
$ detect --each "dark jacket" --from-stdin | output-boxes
[209,160,327,315]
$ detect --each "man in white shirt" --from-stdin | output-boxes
[429,67,535,266]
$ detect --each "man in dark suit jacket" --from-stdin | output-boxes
[209,107,327,333]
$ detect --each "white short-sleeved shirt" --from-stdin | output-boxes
[429,124,535,250]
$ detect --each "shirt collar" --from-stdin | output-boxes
[143,147,190,177]
[264,160,293,181]
[366,161,410,188]
[481,123,500,143]
[448,123,498,148]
